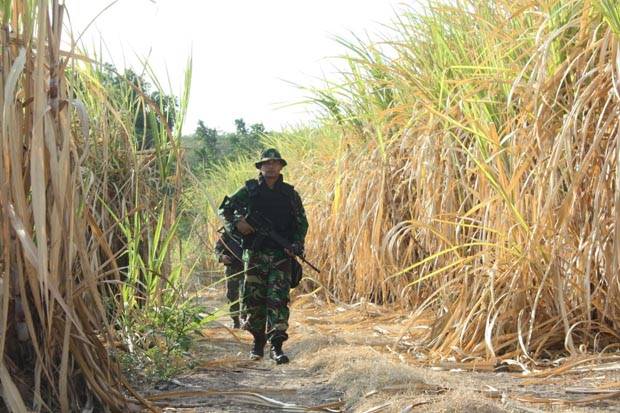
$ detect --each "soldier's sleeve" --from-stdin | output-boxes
[292,190,308,245]
[218,187,250,233]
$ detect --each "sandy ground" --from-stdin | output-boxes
[144,282,620,413]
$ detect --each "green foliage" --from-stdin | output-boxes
[194,120,219,165]
[112,199,208,381]
[117,298,216,381]
[234,118,266,153]
[71,56,203,381]
[95,63,179,150]
[183,117,269,173]
[600,0,620,35]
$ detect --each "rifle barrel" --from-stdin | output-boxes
[299,256,321,273]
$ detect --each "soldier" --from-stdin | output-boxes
[218,148,308,364]
[214,228,244,328]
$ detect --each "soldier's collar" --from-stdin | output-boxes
[258,173,284,188]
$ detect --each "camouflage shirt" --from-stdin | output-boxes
[218,174,308,248]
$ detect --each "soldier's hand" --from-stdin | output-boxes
[285,243,302,257]
[235,217,255,235]
[220,255,233,265]
[291,242,304,256]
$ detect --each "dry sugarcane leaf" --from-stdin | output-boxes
[0,363,28,413]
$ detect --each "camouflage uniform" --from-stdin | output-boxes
[214,230,244,325]
[243,248,292,341]
[219,151,308,350]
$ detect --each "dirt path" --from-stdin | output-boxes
[146,283,620,413]
[144,286,344,412]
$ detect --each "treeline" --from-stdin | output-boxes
[183,118,269,172]
[93,64,270,172]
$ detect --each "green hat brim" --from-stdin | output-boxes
[255,157,287,169]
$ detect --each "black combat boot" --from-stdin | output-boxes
[249,331,266,360]
[269,339,289,364]
[231,316,240,329]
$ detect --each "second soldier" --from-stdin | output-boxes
[214,228,244,328]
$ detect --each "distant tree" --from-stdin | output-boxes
[249,123,265,135]
[231,118,266,153]
[228,130,240,150]
[194,120,219,165]
[184,117,270,172]
[234,118,248,136]
[244,122,266,152]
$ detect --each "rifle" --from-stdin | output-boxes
[244,210,321,274]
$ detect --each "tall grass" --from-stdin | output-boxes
[0,1,139,411]
[307,0,620,359]
[71,20,202,384]
[0,1,193,411]
[203,0,620,362]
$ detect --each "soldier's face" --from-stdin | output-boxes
[260,159,283,178]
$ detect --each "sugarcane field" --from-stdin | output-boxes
[2,0,620,412]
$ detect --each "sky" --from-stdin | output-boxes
[64,0,408,135]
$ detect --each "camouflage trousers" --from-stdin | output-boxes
[225,261,244,317]
[241,248,291,342]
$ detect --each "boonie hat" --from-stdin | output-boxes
[255,148,287,169]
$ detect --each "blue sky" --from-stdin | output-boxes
[64,0,408,134]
